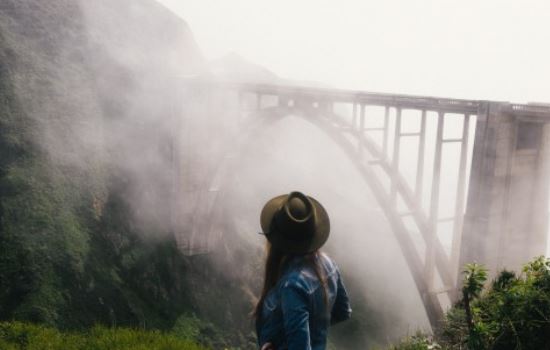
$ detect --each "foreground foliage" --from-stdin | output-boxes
[387,333,441,350]
[0,321,207,350]
[391,256,550,350]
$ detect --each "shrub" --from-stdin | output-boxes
[441,256,550,349]
[391,257,550,350]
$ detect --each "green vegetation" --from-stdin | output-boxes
[459,263,488,349]
[0,1,258,349]
[390,256,550,350]
[387,333,441,350]
[0,321,207,350]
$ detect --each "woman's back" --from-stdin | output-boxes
[255,191,351,350]
[257,253,351,350]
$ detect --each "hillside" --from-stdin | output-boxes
[0,1,260,348]
[0,1,401,349]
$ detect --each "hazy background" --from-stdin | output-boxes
[155,0,550,276]
[1,0,547,347]
[157,0,550,103]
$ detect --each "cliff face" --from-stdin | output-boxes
[0,0,214,333]
[0,1,263,347]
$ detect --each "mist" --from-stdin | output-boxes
[159,0,550,103]
[2,0,549,348]
[78,0,205,234]
[154,1,550,346]
[68,0,550,342]
[219,109,433,335]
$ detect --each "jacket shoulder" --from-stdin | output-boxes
[280,268,312,291]
[319,253,339,277]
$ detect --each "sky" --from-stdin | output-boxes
[156,0,549,103]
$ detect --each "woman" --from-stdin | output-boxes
[255,191,352,350]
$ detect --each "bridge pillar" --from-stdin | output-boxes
[459,102,550,279]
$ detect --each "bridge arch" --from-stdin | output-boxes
[177,97,456,328]
[172,80,550,330]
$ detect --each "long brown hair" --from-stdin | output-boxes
[253,243,328,320]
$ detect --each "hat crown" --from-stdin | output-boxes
[272,192,315,241]
[287,195,311,221]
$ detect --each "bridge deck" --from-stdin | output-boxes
[191,79,550,117]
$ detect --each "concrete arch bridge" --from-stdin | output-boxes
[170,80,550,329]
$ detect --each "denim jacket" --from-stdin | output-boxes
[256,253,352,350]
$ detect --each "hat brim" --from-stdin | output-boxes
[260,194,330,254]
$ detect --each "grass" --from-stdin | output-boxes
[0,321,209,350]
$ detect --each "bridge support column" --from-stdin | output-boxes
[459,102,550,280]
[358,104,365,155]
[352,103,358,129]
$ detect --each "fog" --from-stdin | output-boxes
[77,0,546,344]
[10,0,548,348]
[76,0,205,233]
[150,2,550,346]
[223,109,433,334]
[156,0,550,255]
[158,0,550,103]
